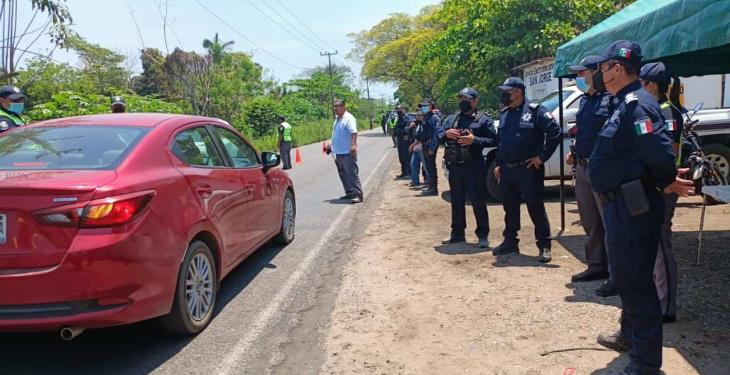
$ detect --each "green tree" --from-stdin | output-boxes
[1,0,73,82]
[208,52,265,122]
[17,57,95,106]
[132,48,167,96]
[351,0,633,112]
[203,33,235,64]
[66,34,129,95]
[242,96,281,137]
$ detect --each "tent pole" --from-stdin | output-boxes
[558,78,566,234]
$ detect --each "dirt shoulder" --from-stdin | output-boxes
[320,157,730,374]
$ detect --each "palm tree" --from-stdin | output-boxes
[202,33,235,64]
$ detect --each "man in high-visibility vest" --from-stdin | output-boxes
[387,110,398,148]
[0,85,26,133]
[277,116,293,170]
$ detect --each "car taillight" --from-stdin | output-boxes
[35,191,155,228]
[81,193,153,227]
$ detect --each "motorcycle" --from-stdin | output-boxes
[680,103,728,204]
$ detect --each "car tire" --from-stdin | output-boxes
[486,160,503,202]
[703,143,730,183]
[160,240,217,335]
[274,189,296,245]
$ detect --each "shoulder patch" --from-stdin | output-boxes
[544,111,554,120]
[625,93,639,104]
[634,117,655,135]
[528,103,539,110]
[0,121,8,130]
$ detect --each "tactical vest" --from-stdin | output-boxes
[444,111,491,165]
[281,122,292,142]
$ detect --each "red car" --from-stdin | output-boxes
[0,114,296,339]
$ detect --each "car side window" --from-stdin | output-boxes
[172,127,225,167]
[213,127,260,168]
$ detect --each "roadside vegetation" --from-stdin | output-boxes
[6,1,388,152]
[350,0,634,112]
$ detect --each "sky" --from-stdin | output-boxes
[21,0,438,99]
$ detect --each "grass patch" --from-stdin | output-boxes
[249,119,334,152]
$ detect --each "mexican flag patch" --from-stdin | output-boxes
[665,119,678,131]
[634,118,654,135]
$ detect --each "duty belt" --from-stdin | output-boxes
[504,159,529,168]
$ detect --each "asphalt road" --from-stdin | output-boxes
[0,128,396,375]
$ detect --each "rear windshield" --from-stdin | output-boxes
[0,125,149,170]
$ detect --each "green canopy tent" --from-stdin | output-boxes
[549,0,730,230]
[554,0,730,78]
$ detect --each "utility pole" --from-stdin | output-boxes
[366,77,372,129]
[320,51,338,118]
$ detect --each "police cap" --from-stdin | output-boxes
[419,98,434,107]
[495,77,525,92]
[569,55,603,72]
[639,62,671,84]
[0,85,24,100]
[111,96,126,106]
[457,87,479,99]
[597,40,642,66]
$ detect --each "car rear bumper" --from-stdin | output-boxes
[0,228,179,331]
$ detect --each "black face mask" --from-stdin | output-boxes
[500,92,513,106]
[458,100,472,112]
[592,70,606,92]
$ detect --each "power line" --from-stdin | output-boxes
[273,0,339,52]
[245,0,322,54]
[193,0,304,70]
[261,1,328,52]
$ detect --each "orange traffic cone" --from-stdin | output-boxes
[295,149,302,164]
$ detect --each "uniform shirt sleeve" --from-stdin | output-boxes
[426,114,440,151]
[472,115,498,148]
[629,103,677,190]
[537,107,562,162]
[437,115,452,140]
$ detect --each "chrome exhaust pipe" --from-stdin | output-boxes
[60,326,85,341]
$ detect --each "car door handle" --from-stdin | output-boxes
[196,185,213,198]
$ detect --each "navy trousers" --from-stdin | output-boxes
[604,190,664,375]
[396,136,412,176]
[498,165,551,249]
[447,158,489,238]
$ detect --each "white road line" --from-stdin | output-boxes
[215,147,393,375]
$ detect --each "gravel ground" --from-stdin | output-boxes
[320,157,730,374]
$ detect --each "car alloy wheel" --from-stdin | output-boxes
[185,253,214,322]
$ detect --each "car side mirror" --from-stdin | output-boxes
[262,152,280,173]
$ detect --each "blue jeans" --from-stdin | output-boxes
[410,149,422,185]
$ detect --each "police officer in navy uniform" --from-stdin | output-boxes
[589,41,694,375]
[0,85,26,133]
[567,56,614,283]
[492,77,561,263]
[417,99,441,196]
[394,105,413,179]
[439,87,495,248]
[640,62,685,323]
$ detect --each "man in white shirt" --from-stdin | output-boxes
[326,99,363,204]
